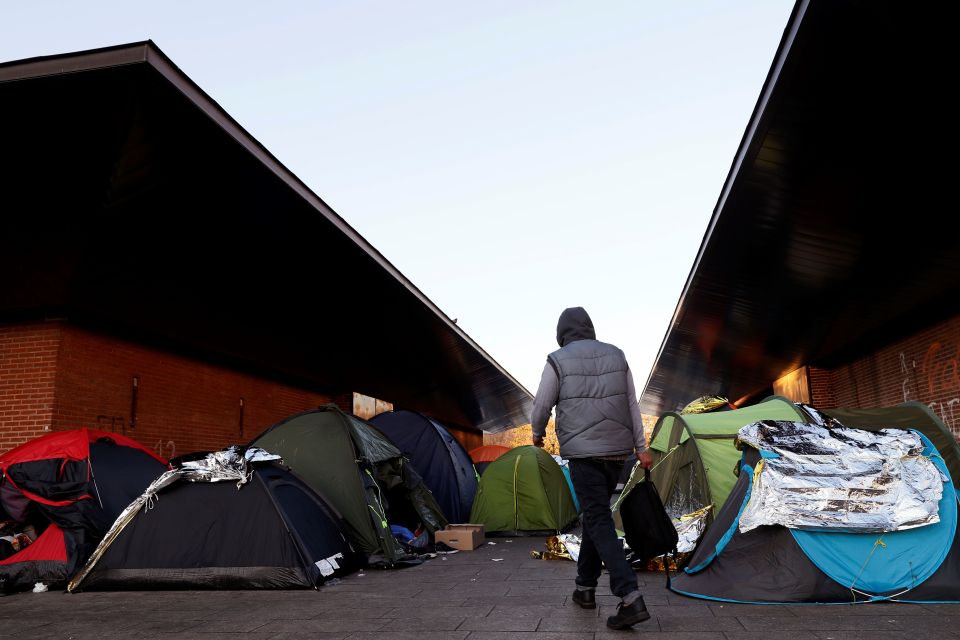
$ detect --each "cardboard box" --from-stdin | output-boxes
[435,524,485,550]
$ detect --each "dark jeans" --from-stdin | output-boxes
[568,457,638,598]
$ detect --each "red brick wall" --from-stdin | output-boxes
[48,326,335,458]
[808,367,836,409]
[0,322,62,452]
[829,315,960,438]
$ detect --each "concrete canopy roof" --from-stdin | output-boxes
[0,41,531,433]
[642,0,959,415]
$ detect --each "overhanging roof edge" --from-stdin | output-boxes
[0,40,531,404]
[640,0,810,412]
[139,43,532,402]
[0,41,151,83]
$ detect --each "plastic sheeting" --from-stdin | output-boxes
[738,421,944,533]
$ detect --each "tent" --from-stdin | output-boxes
[250,405,447,566]
[469,445,511,476]
[0,429,168,592]
[68,450,357,590]
[671,416,960,603]
[469,445,578,536]
[818,402,960,492]
[647,396,808,524]
[369,410,477,523]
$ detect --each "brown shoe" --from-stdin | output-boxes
[571,589,596,609]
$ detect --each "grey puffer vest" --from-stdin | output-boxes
[548,339,634,458]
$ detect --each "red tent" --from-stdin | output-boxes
[468,445,511,475]
[1,429,167,593]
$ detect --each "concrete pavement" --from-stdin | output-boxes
[2,533,958,639]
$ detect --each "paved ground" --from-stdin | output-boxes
[2,534,959,639]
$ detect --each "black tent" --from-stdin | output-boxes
[370,410,477,523]
[69,453,357,590]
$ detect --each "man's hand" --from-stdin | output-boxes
[636,449,653,469]
[532,435,545,448]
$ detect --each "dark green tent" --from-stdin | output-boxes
[645,396,809,525]
[250,405,447,566]
[469,446,577,536]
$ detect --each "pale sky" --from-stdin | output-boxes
[2,1,795,399]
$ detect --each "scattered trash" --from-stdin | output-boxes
[505,540,513,543]
[324,578,341,587]
[487,541,497,546]
[358,572,365,577]
[442,557,447,561]
[32,583,47,593]
[492,558,504,562]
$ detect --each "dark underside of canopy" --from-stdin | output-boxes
[0,42,531,433]
[642,0,960,415]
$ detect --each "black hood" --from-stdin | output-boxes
[556,307,596,347]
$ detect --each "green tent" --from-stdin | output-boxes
[646,396,808,525]
[250,405,447,566]
[469,445,578,536]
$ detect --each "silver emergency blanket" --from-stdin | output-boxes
[68,446,282,592]
[178,446,281,486]
[737,421,944,534]
[675,506,712,554]
[531,534,581,561]
[558,533,581,561]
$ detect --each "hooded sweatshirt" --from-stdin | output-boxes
[531,307,646,458]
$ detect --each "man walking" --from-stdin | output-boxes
[531,307,652,630]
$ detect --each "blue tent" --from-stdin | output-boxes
[672,412,960,603]
[370,411,477,523]
[550,455,580,513]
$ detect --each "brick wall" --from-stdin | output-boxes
[47,325,335,459]
[1,321,496,459]
[0,322,62,451]
[808,367,836,408]
[829,314,960,437]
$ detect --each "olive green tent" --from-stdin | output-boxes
[250,405,447,566]
[469,445,578,536]
[647,396,808,525]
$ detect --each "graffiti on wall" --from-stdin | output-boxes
[902,340,960,437]
[900,352,914,403]
[96,415,126,434]
[94,415,177,460]
[155,440,176,460]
